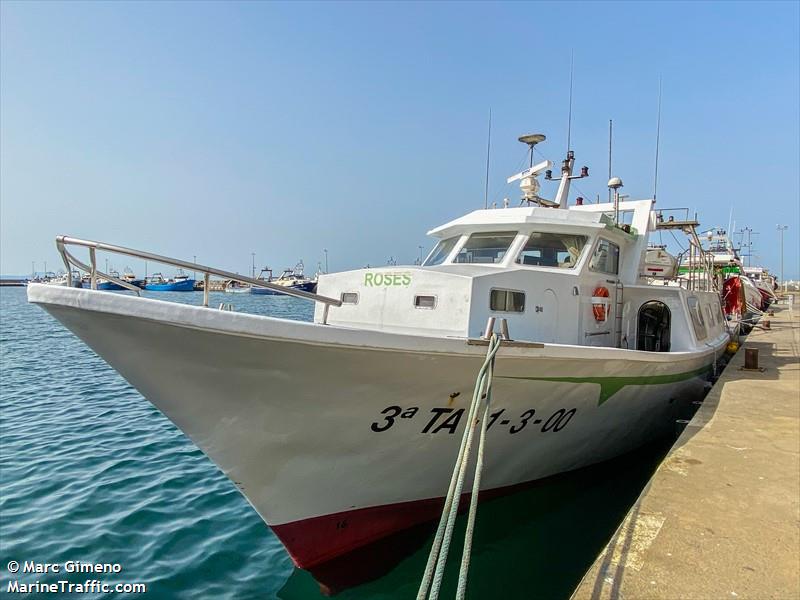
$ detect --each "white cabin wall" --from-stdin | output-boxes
[467,269,582,343]
[315,268,473,337]
[617,286,728,352]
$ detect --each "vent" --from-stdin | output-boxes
[414,295,436,309]
[341,292,359,304]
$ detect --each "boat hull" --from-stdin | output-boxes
[145,279,195,292]
[251,281,316,295]
[27,284,725,569]
[83,280,144,291]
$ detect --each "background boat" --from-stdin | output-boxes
[224,280,251,294]
[145,272,195,292]
[121,268,146,289]
[81,269,133,291]
[251,262,317,295]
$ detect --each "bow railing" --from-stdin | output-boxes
[55,235,342,322]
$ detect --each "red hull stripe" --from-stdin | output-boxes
[272,496,448,569]
[271,478,544,569]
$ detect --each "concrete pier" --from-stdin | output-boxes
[572,298,800,600]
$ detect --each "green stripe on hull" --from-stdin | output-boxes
[497,365,712,405]
[679,266,741,275]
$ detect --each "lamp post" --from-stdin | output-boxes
[324,249,328,274]
[777,225,788,292]
[193,255,197,281]
[251,253,256,279]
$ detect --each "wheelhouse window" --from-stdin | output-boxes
[490,289,525,312]
[515,232,587,268]
[589,239,620,274]
[454,232,517,264]
[710,305,717,326]
[687,296,707,340]
[423,237,458,266]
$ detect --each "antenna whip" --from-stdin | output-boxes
[653,77,662,202]
[607,119,613,202]
[484,108,492,209]
[566,51,574,154]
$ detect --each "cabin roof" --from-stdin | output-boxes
[428,206,610,238]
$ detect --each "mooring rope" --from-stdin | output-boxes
[417,333,502,600]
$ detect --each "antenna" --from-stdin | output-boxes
[607,119,613,202]
[508,134,551,205]
[566,51,574,154]
[727,208,733,237]
[518,133,546,169]
[484,108,492,209]
[653,77,662,202]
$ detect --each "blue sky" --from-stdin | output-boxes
[1,1,798,279]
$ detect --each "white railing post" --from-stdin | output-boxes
[58,241,72,287]
[89,247,97,290]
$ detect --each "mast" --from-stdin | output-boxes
[555,151,575,209]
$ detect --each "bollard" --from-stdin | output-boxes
[500,318,511,340]
[483,317,496,339]
[764,319,771,330]
[744,347,759,370]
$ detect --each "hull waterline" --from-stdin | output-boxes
[27,284,724,569]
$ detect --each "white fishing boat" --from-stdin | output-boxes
[743,266,778,307]
[28,134,730,575]
[251,262,317,295]
[41,270,82,287]
[224,280,251,294]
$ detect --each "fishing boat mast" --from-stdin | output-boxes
[508,134,588,208]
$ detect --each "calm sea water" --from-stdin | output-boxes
[1,286,680,599]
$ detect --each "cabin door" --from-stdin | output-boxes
[539,288,558,343]
[637,301,671,352]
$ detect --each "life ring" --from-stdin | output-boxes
[592,286,610,322]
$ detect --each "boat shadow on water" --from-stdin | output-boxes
[277,433,687,599]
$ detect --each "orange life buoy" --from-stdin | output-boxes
[592,286,610,322]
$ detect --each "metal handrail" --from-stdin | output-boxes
[60,246,144,294]
[55,236,342,316]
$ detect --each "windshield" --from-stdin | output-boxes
[516,232,588,268]
[454,232,517,264]
[423,237,459,266]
